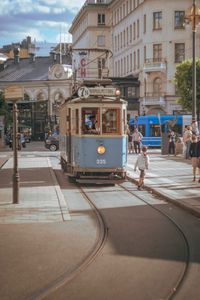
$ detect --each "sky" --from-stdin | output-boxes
[0,0,86,47]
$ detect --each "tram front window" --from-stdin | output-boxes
[82,108,100,134]
[102,108,119,134]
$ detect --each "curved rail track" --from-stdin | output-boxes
[118,183,191,300]
[25,154,192,300]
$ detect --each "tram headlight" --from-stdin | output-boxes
[97,145,106,155]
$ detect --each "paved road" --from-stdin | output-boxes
[0,144,200,300]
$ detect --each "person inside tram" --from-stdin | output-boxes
[84,115,99,134]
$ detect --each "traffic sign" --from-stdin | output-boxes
[4,86,23,100]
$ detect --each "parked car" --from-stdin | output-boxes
[45,135,59,151]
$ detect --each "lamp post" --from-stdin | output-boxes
[4,86,23,204]
[185,0,200,122]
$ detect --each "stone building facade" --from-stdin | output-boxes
[70,0,200,116]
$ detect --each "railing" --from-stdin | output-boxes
[85,0,111,4]
[143,93,165,105]
[143,58,167,73]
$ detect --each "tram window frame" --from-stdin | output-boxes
[75,109,79,134]
[81,108,100,135]
[150,124,161,137]
[102,108,120,135]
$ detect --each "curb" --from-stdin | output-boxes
[47,158,71,221]
[127,175,200,219]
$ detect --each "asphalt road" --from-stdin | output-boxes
[1,144,200,300]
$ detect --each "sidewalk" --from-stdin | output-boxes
[0,155,70,223]
[126,151,200,218]
[1,150,200,221]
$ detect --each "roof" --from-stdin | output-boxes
[0,55,72,82]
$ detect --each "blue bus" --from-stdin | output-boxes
[129,115,192,147]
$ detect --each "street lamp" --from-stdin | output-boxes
[185,0,200,122]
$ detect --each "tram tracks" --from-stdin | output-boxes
[25,154,191,300]
[27,185,108,300]
[119,182,191,300]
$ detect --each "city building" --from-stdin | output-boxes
[70,0,200,116]
[0,44,72,141]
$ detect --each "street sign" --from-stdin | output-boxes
[4,86,23,100]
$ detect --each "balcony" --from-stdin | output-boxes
[85,0,111,4]
[143,93,165,106]
[143,58,167,73]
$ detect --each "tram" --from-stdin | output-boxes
[129,115,192,147]
[59,81,128,184]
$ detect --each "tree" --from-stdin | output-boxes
[0,92,12,127]
[174,59,200,120]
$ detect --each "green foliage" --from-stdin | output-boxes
[0,92,12,126]
[174,59,200,115]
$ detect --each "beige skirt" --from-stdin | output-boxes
[191,157,199,168]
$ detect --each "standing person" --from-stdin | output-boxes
[196,137,200,183]
[126,125,134,154]
[168,130,176,155]
[189,135,198,181]
[191,120,199,137]
[134,146,149,190]
[183,125,193,159]
[132,128,143,154]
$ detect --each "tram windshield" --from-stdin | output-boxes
[82,108,100,134]
[102,108,119,134]
[81,107,120,135]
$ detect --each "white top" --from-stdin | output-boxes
[134,153,149,171]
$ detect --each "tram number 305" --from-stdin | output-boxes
[96,159,106,165]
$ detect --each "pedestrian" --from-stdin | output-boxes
[175,137,184,156]
[132,128,143,154]
[191,120,199,137]
[189,135,199,181]
[183,125,192,159]
[126,125,134,154]
[168,130,176,155]
[134,146,149,190]
[196,137,200,183]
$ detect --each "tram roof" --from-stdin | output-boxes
[65,96,127,105]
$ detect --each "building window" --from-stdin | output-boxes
[137,19,139,38]
[128,86,137,97]
[130,24,132,43]
[98,58,106,78]
[133,22,136,40]
[153,11,162,30]
[130,53,132,71]
[137,49,140,69]
[98,13,105,25]
[174,11,185,29]
[175,43,185,63]
[153,44,162,61]
[144,45,146,62]
[144,14,146,34]
[97,35,105,47]
[153,77,162,96]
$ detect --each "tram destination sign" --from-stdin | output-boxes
[89,87,116,97]
[78,86,116,99]
[4,86,23,101]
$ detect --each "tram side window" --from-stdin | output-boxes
[150,125,161,137]
[102,108,120,134]
[82,108,100,134]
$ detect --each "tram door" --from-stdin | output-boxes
[67,108,72,164]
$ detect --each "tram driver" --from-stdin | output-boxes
[84,114,99,134]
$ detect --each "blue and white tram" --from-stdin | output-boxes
[59,85,128,184]
[129,115,192,147]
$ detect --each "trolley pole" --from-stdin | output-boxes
[12,100,19,204]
